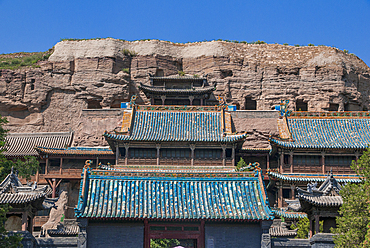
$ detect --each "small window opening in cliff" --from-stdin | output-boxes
[364,106,368,111]
[245,97,256,110]
[296,100,307,111]
[155,69,164,77]
[329,103,339,111]
[221,69,233,79]
[87,100,102,109]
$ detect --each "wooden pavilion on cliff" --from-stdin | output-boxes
[138,76,217,106]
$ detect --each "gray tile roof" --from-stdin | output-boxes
[3,132,73,157]
[297,173,343,207]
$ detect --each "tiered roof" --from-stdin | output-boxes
[297,173,343,208]
[104,105,246,143]
[3,132,74,157]
[270,112,370,149]
[75,168,274,221]
[0,169,52,208]
[139,83,215,96]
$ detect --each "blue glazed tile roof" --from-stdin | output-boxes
[105,110,246,142]
[267,171,361,183]
[271,118,370,149]
[75,169,273,221]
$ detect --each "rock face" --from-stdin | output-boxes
[1,39,370,146]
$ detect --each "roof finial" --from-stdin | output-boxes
[129,95,137,108]
[279,100,291,117]
[11,166,14,174]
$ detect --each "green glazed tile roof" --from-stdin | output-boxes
[267,171,361,183]
[75,169,273,221]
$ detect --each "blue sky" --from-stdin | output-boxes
[1,0,370,67]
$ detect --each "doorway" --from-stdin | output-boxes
[145,221,204,248]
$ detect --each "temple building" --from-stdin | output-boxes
[0,168,54,234]
[139,76,217,106]
[267,111,367,208]
[296,173,343,238]
[74,102,275,248]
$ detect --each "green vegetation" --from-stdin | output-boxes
[122,68,130,74]
[178,71,185,76]
[332,148,370,247]
[0,115,40,247]
[290,217,323,239]
[343,49,349,54]
[150,239,180,248]
[236,158,247,171]
[193,74,199,78]
[121,49,137,57]
[0,50,52,70]
[308,43,315,46]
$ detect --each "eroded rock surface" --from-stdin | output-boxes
[1,39,369,146]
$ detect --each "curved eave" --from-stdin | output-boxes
[267,171,361,183]
[104,132,247,143]
[139,84,215,96]
[269,138,369,150]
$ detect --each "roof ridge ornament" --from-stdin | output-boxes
[279,100,291,117]
[129,95,137,108]
[217,96,227,109]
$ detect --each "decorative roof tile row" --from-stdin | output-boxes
[48,223,80,236]
[35,146,114,156]
[298,195,343,207]
[139,83,215,95]
[76,169,273,221]
[3,132,73,157]
[105,110,246,143]
[271,118,370,149]
[272,208,307,219]
[267,171,361,183]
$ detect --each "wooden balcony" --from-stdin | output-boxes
[44,168,82,179]
[288,164,355,174]
[120,157,232,167]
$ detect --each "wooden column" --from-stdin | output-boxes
[161,95,166,105]
[199,220,205,248]
[200,98,204,106]
[156,143,161,166]
[52,179,57,198]
[315,215,320,234]
[289,152,293,173]
[231,144,236,166]
[45,158,49,175]
[280,151,284,173]
[189,96,194,106]
[267,154,270,170]
[59,157,63,175]
[321,152,325,174]
[29,216,34,234]
[21,212,28,231]
[115,144,119,166]
[144,220,149,248]
[277,182,283,208]
[36,170,39,183]
[96,157,99,168]
[124,144,129,166]
[221,145,226,166]
[309,218,313,238]
[355,151,359,162]
[190,144,195,166]
[290,184,295,199]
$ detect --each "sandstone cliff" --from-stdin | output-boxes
[1,39,369,146]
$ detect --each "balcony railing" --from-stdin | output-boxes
[121,157,232,166]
